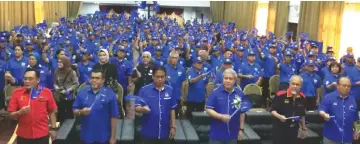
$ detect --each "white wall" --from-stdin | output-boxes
[78,2,99,16]
[288,1,300,23]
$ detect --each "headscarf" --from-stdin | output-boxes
[29,53,41,68]
[54,55,72,79]
[99,49,110,64]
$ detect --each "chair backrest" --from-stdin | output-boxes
[269,75,280,93]
[243,84,262,96]
[114,82,125,118]
[4,84,19,106]
[243,84,262,108]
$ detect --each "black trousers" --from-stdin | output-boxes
[0,90,4,109]
[175,100,181,118]
[57,99,74,123]
[279,82,289,91]
[142,136,170,144]
[306,97,317,110]
[262,77,270,107]
[272,124,299,144]
[185,101,205,119]
[17,136,49,144]
[357,100,360,111]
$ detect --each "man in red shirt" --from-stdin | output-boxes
[8,68,57,144]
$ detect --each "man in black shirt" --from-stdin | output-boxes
[132,51,154,95]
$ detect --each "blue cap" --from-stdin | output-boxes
[308,52,315,56]
[202,38,208,43]
[357,57,360,62]
[346,53,354,58]
[174,44,181,49]
[237,46,245,51]
[247,50,256,56]
[152,37,159,40]
[25,40,32,45]
[117,45,126,52]
[284,51,292,56]
[0,37,6,42]
[193,57,203,63]
[155,46,162,51]
[327,56,336,61]
[196,43,201,48]
[223,58,233,64]
[240,36,247,41]
[310,43,318,48]
[260,35,266,38]
[306,60,315,66]
[327,46,334,53]
[270,44,276,48]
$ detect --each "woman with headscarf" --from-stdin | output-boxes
[93,49,118,90]
[54,55,79,123]
[27,53,51,88]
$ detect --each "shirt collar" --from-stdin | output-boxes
[150,83,165,91]
[88,85,105,94]
[335,90,349,100]
[219,85,235,93]
[286,88,301,98]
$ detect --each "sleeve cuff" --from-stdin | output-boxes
[171,104,178,109]
[205,106,214,109]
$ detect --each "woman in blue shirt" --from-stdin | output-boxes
[27,53,51,88]
[323,62,342,96]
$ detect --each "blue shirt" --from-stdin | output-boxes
[153,56,167,66]
[109,57,133,91]
[73,86,119,143]
[237,62,263,89]
[187,67,209,102]
[210,55,224,70]
[135,83,177,139]
[27,64,51,88]
[278,62,296,83]
[345,66,360,100]
[77,61,96,84]
[323,73,341,96]
[6,56,29,86]
[320,66,331,79]
[206,85,249,140]
[262,54,279,78]
[0,60,6,90]
[319,90,359,143]
[300,71,321,97]
[164,64,186,100]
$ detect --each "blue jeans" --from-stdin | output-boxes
[208,139,237,144]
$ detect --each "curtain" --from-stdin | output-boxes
[339,3,360,59]
[0,1,35,31]
[34,1,45,24]
[266,1,289,37]
[318,1,344,54]
[297,1,321,40]
[67,1,82,19]
[224,1,258,30]
[43,1,68,25]
[210,1,225,23]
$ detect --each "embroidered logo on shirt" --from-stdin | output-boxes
[333,102,337,106]
[178,71,182,76]
[314,79,318,83]
[164,92,171,99]
[284,99,289,104]
[21,62,25,67]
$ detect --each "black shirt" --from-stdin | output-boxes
[132,63,154,95]
[271,89,306,126]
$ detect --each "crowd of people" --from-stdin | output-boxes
[1,8,360,144]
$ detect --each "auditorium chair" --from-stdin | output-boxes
[191,111,261,144]
[268,75,280,108]
[243,84,263,108]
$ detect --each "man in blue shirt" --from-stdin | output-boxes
[5,46,28,86]
[345,57,360,110]
[186,57,209,119]
[164,51,186,118]
[73,69,119,144]
[277,51,296,90]
[109,45,133,95]
[77,51,95,84]
[237,51,263,89]
[214,58,233,86]
[319,77,359,144]
[300,60,322,110]
[206,68,251,144]
[135,66,177,144]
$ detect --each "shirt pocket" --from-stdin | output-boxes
[36,96,49,113]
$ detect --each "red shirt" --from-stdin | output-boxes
[7,87,57,139]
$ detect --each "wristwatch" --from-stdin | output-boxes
[50,127,57,131]
[171,126,176,130]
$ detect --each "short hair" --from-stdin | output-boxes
[14,45,24,51]
[152,66,167,76]
[142,51,152,58]
[222,68,237,79]
[337,76,351,84]
[91,68,105,79]
[24,68,40,78]
[289,75,303,84]
[56,49,64,56]
[328,62,342,74]
[169,51,179,57]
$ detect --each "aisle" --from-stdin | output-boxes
[0,119,16,144]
